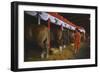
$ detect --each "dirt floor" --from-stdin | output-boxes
[47,45,75,60]
[24,42,90,62]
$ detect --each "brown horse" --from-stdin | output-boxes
[55,29,63,52]
[25,24,50,59]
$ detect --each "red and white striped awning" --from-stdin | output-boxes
[26,11,85,33]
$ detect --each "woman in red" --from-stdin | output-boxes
[74,28,81,54]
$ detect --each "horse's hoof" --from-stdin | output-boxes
[63,45,66,48]
[59,46,63,52]
[41,54,44,59]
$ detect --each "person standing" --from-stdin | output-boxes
[74,28,81,54]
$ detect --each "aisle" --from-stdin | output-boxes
[46,42,90,60]
[24,42,90,61]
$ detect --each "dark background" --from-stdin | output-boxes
[59,13,90,36]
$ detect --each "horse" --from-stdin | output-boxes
[25,24,50,59]
[50,27,63,52]
[55,29,63,52]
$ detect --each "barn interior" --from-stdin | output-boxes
[24,11,90,62]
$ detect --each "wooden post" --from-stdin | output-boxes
[67,29,69,44]
[60,24,63,31]
[38,13,40,25]
[48,19,50,49]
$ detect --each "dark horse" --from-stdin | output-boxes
[25,24,50,59]
[50,27,63,52]
[55,29,63,52]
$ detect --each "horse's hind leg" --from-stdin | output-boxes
[40,29,50,59]
[46,47,49,59]
[40,39,49,59]
[41,48,49,59]
[41,51,46,59]
[44,38,49,59]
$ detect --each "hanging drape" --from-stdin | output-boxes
[25,11,85,33]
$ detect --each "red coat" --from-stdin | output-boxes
[74,31,81,49]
